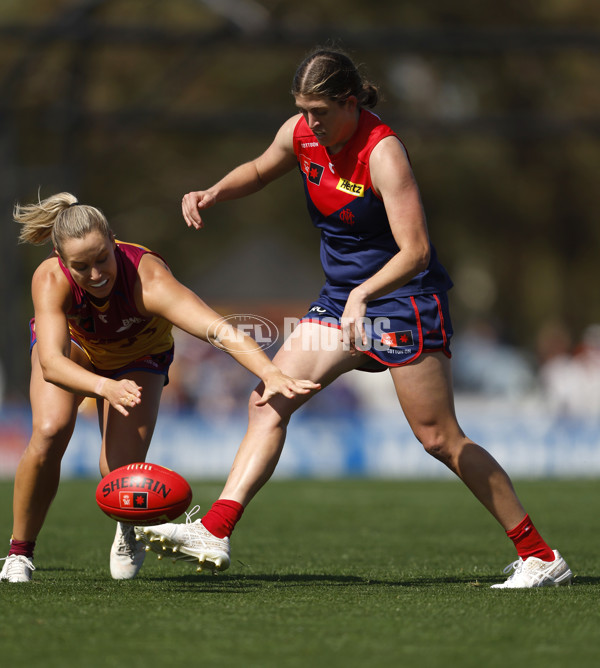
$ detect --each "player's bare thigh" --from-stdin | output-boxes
[273,321,365,385]
[389,352,462,437]
[248,321,366,419]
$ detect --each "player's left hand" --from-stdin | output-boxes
[97,377,143,417]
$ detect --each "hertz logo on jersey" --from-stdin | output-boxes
[336,178,364,197]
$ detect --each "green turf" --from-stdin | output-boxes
[0,478,598,667]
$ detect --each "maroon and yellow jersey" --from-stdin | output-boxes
[293,109,452,301]
[57,241,174,370]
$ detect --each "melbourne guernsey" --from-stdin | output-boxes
[292,109,453,301]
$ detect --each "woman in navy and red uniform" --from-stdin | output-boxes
[141,48,571,588]
[0,192,319,583]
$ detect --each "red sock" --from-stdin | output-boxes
[9,539,35,559]
[506,514,554,562]
[201,500,244,539]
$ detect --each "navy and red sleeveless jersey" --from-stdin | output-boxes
[56,241,174,370]
[292,109,453,301]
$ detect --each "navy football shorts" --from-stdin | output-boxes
[299,292,453,372]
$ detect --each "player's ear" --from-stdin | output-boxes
[344,95,358,112]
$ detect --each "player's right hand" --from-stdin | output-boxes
[182,191,216,230]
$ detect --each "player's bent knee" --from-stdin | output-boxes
[30,417,74,450]
[247,393,296,427]
[417,430,453,464]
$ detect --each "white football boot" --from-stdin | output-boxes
[0,554,35,583]
[110,522,146,580]
[491,549,572,589]
[135,505,230,573]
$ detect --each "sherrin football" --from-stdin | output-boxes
[96,462,192,525]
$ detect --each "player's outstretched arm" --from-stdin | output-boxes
[137,255,320,401]
[181,115,300,230]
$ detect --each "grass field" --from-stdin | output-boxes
[1,477,599,667]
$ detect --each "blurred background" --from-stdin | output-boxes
[0,0,599,478]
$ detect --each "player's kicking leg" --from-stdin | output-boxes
[136,322,361,574]
[136,506,230,573]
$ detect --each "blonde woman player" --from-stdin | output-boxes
[0,192,319,583]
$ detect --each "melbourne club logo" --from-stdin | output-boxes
[339,208,355,225]
[208,314,279,353]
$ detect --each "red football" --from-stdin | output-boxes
[96,462,192,525]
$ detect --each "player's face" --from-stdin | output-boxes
[60,230,117,298]
[295,94,359,154]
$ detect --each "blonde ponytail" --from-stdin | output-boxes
[14,192,112,254]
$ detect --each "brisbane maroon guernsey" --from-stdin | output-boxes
[55,241,174,370]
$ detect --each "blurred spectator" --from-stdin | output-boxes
[536,319,577,417]
[538,322,600,419]
[451,319,536,397]
[161,330,255,417]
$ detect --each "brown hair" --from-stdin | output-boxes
[14,192,112,255]
[291,48,379,108]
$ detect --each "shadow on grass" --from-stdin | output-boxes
[36,567,600,590]
[137,571,538,590]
